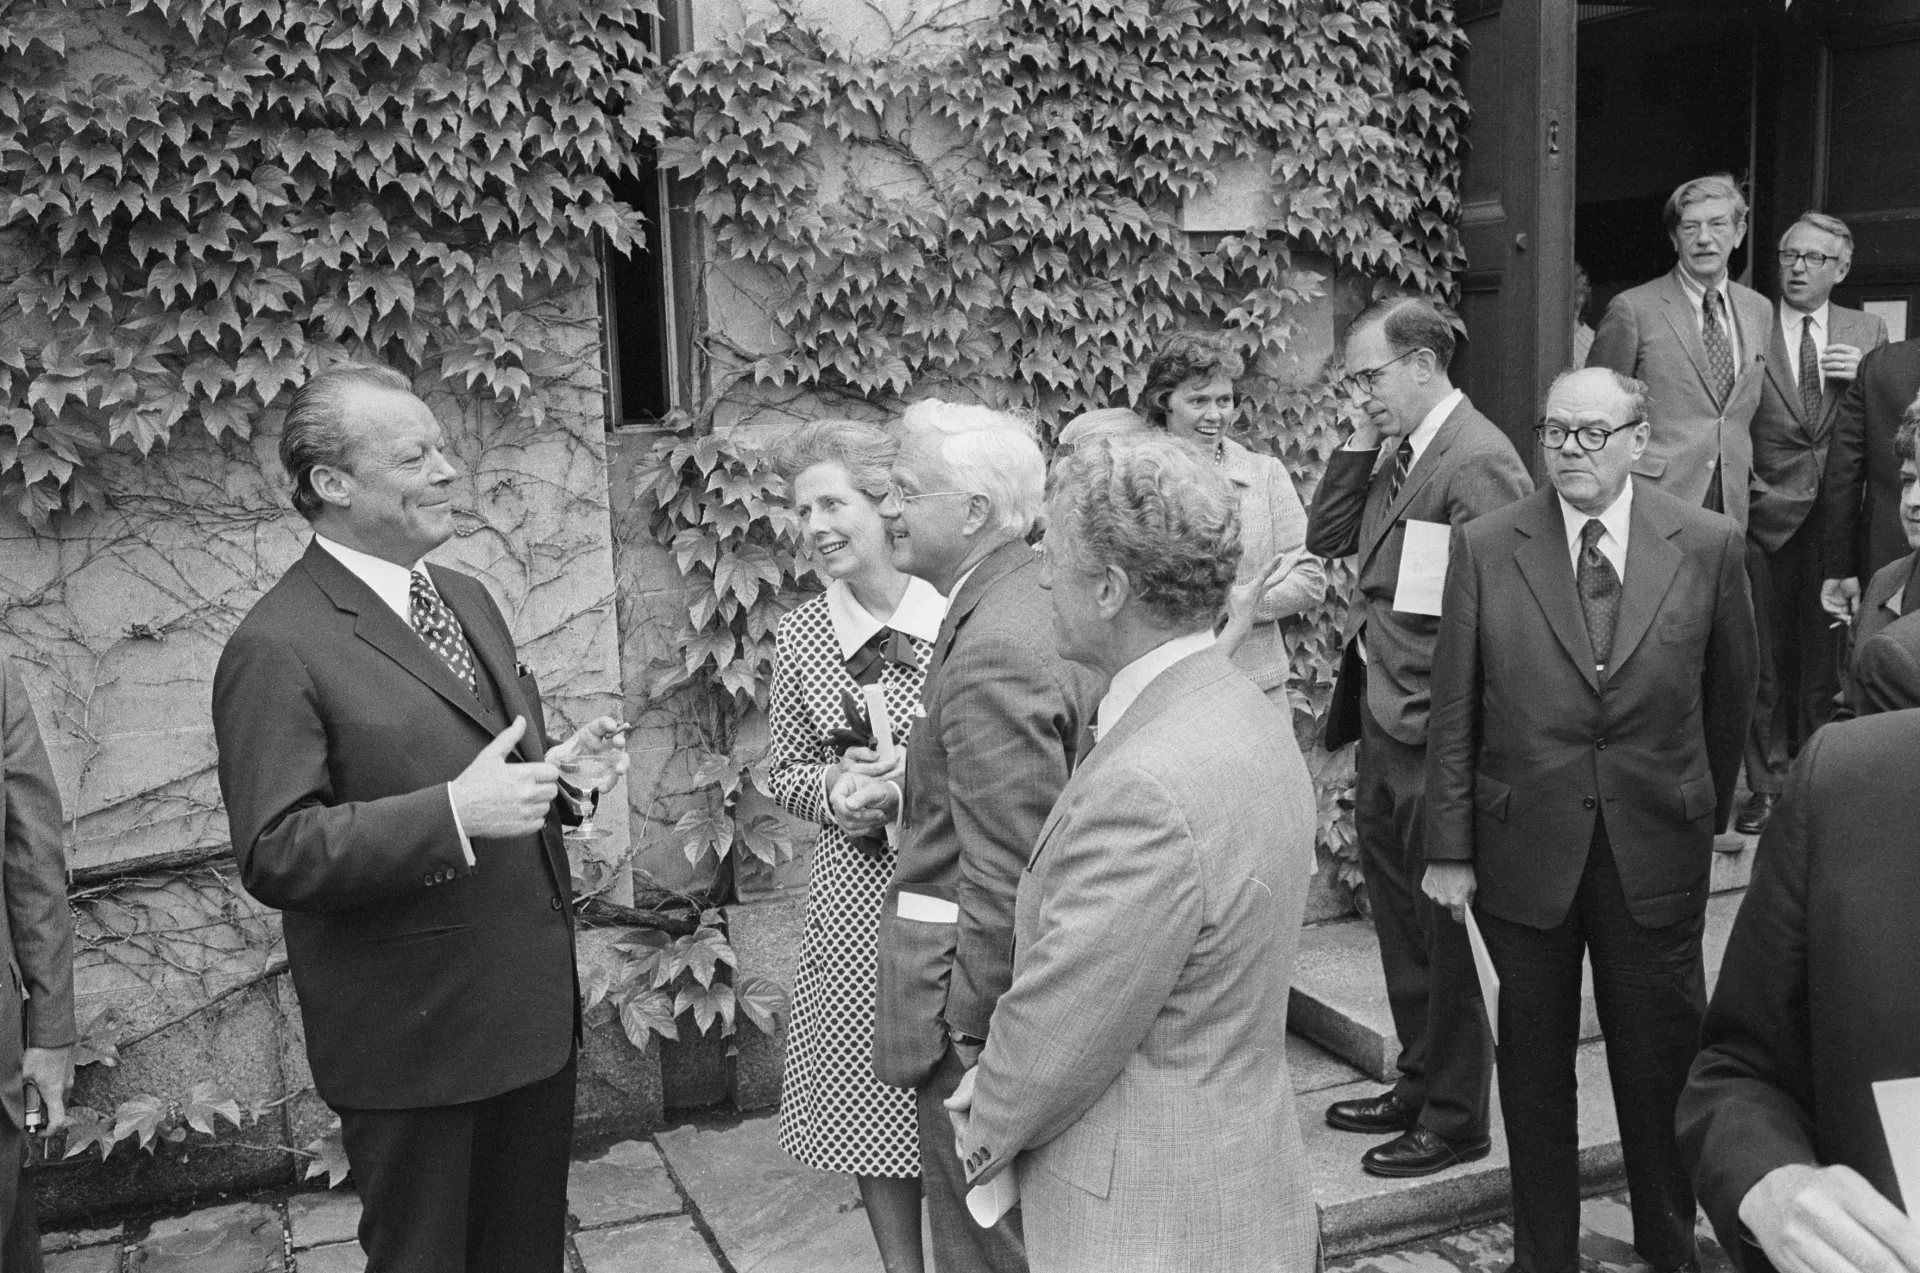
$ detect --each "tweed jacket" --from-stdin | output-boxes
[0,659,75,1130]
[960,647,1317,1273]
[1586,268,1772,531]
[1748,304,1888,555]
[1219,436,1325,694]
[1305,394,1533,748]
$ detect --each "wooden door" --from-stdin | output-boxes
[1453,0,1579,462]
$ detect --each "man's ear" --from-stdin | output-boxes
[959,492,994,538]
[310,463,355,512]
[1097,564,1131,620]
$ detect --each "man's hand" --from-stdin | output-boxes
[1821,344,1866,383]
[1422,862,1478,922]
[22,1046,73,1135]
[1218,549,1306,659]
[449,717,561,838]
[1739,1162,1920,1273]
[838,743,905,791]
[943,1063,978,1118]
[828,771,897,836]
[1347,417,1383,451]
[1822,577,1862,623]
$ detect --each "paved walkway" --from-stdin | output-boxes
[42,1111,1735,1272]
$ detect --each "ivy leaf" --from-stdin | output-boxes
[736,812,792,867]
[303,1120,353,1189]
[60,1106,117,1162]
[616,985,678,1050]
[672,806,733,866]
[112,1093,172,1152]
[654,926,738,989]
[181,1081,243,1136]
[73,1007,124,1069]
[674,981,736,1036]
[733,973,789,1036]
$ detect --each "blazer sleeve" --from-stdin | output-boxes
[1305,447,1380,558]
[1253,460,1326,621]
[961,765,1202,1183]
[938,630,1080,1041]
[1704,520,1760,833]
[213,630,474,914]
[1585,291,1643,377]
[1422,523,1482,865]
[1822,353,1873,581]
[2,661,75,1051]
[1678,730,1826,1273]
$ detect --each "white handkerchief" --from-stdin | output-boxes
[1393,519,1450,616]
[1463,907,1501,1043]
[1874,1077,1920,1213]
[896,891,959,924]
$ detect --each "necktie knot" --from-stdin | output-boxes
[1387,438,1415,502]
[1580,518,1606,557]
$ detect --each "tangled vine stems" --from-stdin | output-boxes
[0,0,666,522]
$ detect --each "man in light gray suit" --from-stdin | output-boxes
[1587,173,1772,531]
[948,434,1318,1273]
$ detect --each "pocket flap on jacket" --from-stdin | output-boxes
[1680,776,1715,822]
[1474,772,1512,822]
[1038,1119,1117,1199]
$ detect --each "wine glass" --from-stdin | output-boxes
[556,749,621,842]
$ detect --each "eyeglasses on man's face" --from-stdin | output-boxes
[1535,420,1643,453]
[1336,348,1420,395]
[1778,249,1840,269]
[884,481,974,506]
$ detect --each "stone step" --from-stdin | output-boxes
[1289,872,1748,1084]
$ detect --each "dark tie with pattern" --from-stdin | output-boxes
[1702,289,1735,405]
[1386,438,1415,503]
[1578,519,1622,675]
[410,570,477,693]
[1798,315,1823,423]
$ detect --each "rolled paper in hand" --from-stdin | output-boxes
[861,684,897,765]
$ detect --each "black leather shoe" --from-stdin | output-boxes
[1360,1126,1492,1178]
[1735,791,1778,835]
[1325,1092,1419,1134]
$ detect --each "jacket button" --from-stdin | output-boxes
[1596,738,1607,750]
[423,873,435,886]
[1582,796,1596,809]
[550,897,563,911]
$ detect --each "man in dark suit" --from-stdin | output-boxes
[838,400,1096,1273]
[1305,295,1532,1178]
[0,659,75,1272]
[1425,366,1758,1273]
[1740,212,1888,833]
[1833,417,1920,719]
[213,364,627,1273]
[1587,173,1771,531]
[1678,710,1920,1273]
[1822,342,1920,626]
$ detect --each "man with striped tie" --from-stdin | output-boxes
[212,364,626,1273]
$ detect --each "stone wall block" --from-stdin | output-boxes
[721,895,805,1112]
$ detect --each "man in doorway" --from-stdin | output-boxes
[1587,173,1771,531]
[1305,295,1532,1179]
[1821,343,1920,632]
[1425,367,1756,1273]
[1739,211,1886,834]
[1834,414,1920,719]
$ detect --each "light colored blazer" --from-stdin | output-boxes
[1586,269,1772,531]
[1220,436,1325,694]
[961,647,1318,1273]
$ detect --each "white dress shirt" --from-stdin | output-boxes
[1780,301,1830,386]
[1558,480,1633,580]
[313,534,477,863]
[1677,270,1743,368]
[1094,630,1216,739]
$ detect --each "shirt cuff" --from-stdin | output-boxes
[1342,440,1382,453]
[446,784,476,867]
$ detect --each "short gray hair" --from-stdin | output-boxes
[772,419,898,502]
[897,399,1045,538]
[1781,210,1855,264]
[280,363,414,519]
[1664,173,1748,234]
[1057,407,1147,452]
[1548,366,1651,425]
[1048,434,1241,629]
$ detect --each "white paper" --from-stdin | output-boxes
[948,1107,1020,1226]
[1393,519,1450,617]
[1873,1077,1920,1213]
[1462,907,1500,1043]
[896,890,959,924]
[861,684,897,765]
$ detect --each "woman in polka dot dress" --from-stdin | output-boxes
[766,420,945,1273]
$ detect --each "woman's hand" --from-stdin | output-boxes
[1218,548,1305,658]
[839,742,905,790]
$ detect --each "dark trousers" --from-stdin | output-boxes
[335,1052,577,1273]
[1478,821,1706,1273]
[917,1045,1026,1273]
[1745,523,1839,793]
[0,1118,42,1273]
[1356,704,1491,1141]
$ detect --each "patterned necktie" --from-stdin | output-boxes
[1577,519,1622,675]
[409,570,477,693]
[1701,289,1735,405]
[1798,315,1823,423]
[1386,438,1415,503]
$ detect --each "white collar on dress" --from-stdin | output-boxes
[824,576,946,660]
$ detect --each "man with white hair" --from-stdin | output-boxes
[839,399,1099,1273]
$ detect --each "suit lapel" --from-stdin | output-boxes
[435,568,540,761]
[1358,400,1468,574]
[1513,494,1600,694]
[1658,272,1719,398]
[1764,315,1808,430]
[1607,488,1685,676]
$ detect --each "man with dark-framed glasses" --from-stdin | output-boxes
[1424,366,1757,1273]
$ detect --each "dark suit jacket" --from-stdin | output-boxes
[1305,395,1532,749]
[1425,481,1758,930]
[1587,270,1771,531]
[1850,612,1920,715]
[213,541,576,1110]
[0,659,75,1130]
[872,540,1098,1088]
[1822,338,1920,582]
[1679,711,1920,1271]
[1747,304,1889,555]
[1837,550,1920,718]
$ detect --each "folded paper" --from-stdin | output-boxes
[1393,519,1450,616]
[897,891,959,924]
